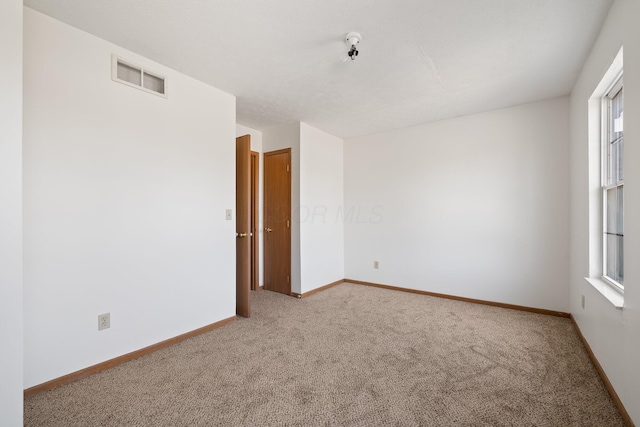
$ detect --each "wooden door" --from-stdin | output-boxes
[263,149,291,295]
[250,151,259,291]
[236,135,251,317]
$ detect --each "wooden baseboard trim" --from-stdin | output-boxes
[290,279,344,299]
[569,315,634,427]
[344,279,570,318]
[24,316,237,399]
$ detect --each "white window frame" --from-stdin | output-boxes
[585,47,623,309]
[111,54,168,99]
[601,76,624,292]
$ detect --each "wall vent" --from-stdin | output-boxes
[111,55,167,98]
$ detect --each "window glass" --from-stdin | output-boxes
[603,80,624,288]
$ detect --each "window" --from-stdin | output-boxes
[602,77,624,290]
[111,55,167,98]
[586,47,623,308]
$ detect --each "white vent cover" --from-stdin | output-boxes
[112,55,167,98]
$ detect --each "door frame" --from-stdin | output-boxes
[250,150,259,291]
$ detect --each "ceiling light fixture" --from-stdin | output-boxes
[345,31,361,61]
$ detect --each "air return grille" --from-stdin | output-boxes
[112,55,167,98]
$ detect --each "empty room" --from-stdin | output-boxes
[2,0,640,425]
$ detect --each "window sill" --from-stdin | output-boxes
[585,277,624,309]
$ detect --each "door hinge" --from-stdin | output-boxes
[287,276,290,283]
[287,164,290,172]
[287,220,290,228]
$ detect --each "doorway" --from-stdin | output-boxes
[263,148,292,295]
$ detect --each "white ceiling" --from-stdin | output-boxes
[24,0,613,139]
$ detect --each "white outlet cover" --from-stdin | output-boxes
[225,209,232,220]
[98,313,110,331]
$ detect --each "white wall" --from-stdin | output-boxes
[236,123,264,286]
[262,123,301,293]
[300,123,344,293]
[262,122,345,295]
[345,97,570,312]
[23,8,236,388]
[0,1,23,425]
[570,0,640,422]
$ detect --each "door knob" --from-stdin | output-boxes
[237,232,248,237]
[265,228,272,232]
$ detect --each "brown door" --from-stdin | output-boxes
[263,149,291,295]
[236,135,251,317]
[250,151,259,291]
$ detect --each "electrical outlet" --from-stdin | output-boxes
[225,209,232,220]
[374,261,379,269]
[98,313,110,331]
[581,295,585,309]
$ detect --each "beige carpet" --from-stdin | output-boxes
[25,283,624,426]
